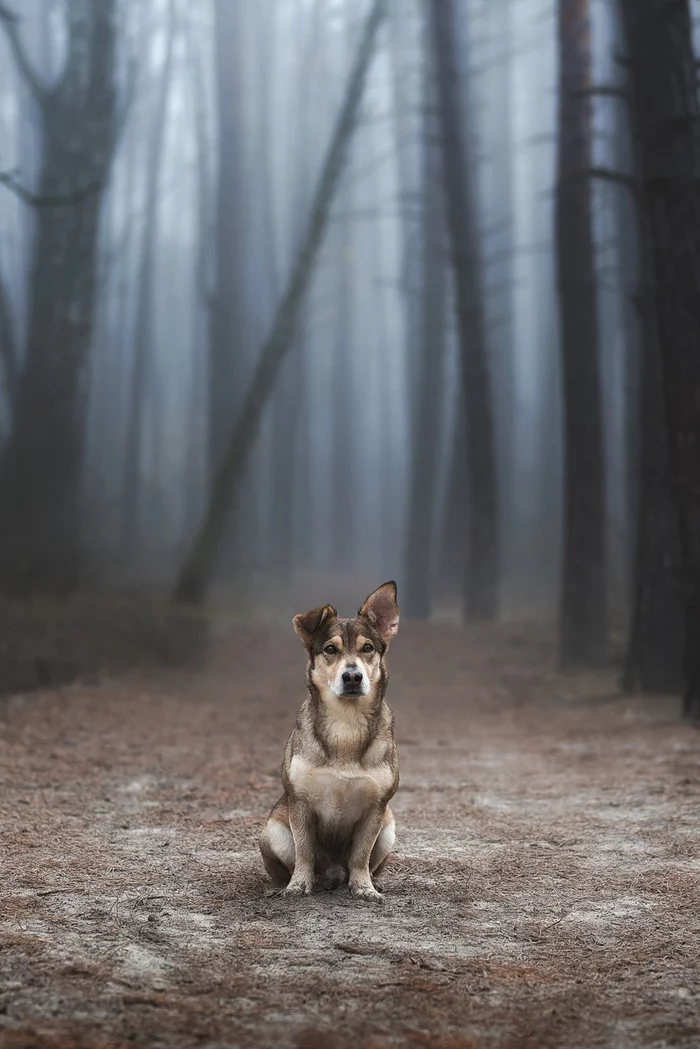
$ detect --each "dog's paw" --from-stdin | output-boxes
[349,880,384,902]
[283,877,313,898]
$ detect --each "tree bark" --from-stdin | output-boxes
[618,0,700,717]
[428,0,499,621]
[0,1,117,595]
[555,0,608,666]
[172,0,388,605]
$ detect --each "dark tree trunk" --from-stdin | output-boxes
[619,37,684,694]
[623,260,684,694]
[618,0,700,717]
[555,0,608,666]
[403,55,446,620]
[0,1,117,595]
[428,0,499,621]
[172,0,388,605]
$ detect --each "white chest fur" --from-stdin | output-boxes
[289,754,393,827]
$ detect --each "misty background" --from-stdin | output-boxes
[0,0,699,715]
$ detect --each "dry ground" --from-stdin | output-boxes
[1,622,699,1049]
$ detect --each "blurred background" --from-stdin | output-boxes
[0,0,698,714]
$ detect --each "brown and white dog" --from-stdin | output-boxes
[259,582,400,901]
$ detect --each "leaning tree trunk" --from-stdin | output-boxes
[0,1,117,595]
[619,0,700,718]
[555,0,608,666]
[172,0,388,605]
[403,49,447,620]
[428,0,499,621]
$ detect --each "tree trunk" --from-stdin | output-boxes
[618,0,700,717]
[623,258,684,693]
[0,269,18,412]
[485,0,516,614]
[403,52,446,620]
[209,0,249,486]
[0,1,117,595]
[121,0,176,550]
[428,0,499,621]
[555,0,608,666]
[172,0,388,605]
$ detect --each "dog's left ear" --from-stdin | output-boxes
[359,581,399,643]
[293,604,337,646]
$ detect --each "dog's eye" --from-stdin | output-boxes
[362,643,374,653]
[324,644,338,655]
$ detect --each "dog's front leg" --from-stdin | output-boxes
[284,799,315,897]
[348,805,385,901]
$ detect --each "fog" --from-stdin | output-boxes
[0,0,699,707]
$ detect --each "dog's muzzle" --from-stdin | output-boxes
[340,667,364,696]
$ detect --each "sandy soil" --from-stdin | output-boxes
[1,622,699,1049]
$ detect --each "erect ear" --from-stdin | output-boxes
[359,581,399,643]
[293,604,337,646]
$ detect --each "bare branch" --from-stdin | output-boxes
[0,3,46,103]
[587,166,637,191]
[0,170,103,208]
[570,85,630,103]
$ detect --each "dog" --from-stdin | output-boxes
[259,581,400,901]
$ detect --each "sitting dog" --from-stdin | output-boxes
[259,582,400,901]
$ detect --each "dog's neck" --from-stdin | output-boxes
[306,670,386,759]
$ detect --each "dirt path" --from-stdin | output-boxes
[1,624,699,1049]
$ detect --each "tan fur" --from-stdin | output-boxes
[259,582,400,901]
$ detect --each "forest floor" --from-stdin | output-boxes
[1,619,699,1049]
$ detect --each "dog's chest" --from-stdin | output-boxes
[289,754,392,826]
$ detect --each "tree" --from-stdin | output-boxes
[208,0,249,487]
[172,0,388,605]
[427,0,499,620]
[0,0,118,595]
[403,43,447,620]
[618,0,700,717]
[122,0,177,549]
[555,0,608,666]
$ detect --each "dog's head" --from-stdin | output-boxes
[293,582,399,703]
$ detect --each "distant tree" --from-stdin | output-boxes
[555,0,608,666]
[403,43,446,620]
[484,0,516,612]
[427,0,499,620]
[122,0,177,549]
[208,0,249,488]
[172,0,388,605]
[618,0,700,717]
[0,0,119,595]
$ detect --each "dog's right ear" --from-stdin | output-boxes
[293,604,337,646]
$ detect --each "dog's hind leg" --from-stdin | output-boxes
[259,797,295,886]
[370,806,395,884]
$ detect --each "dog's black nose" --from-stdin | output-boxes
[342,668,363,687]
